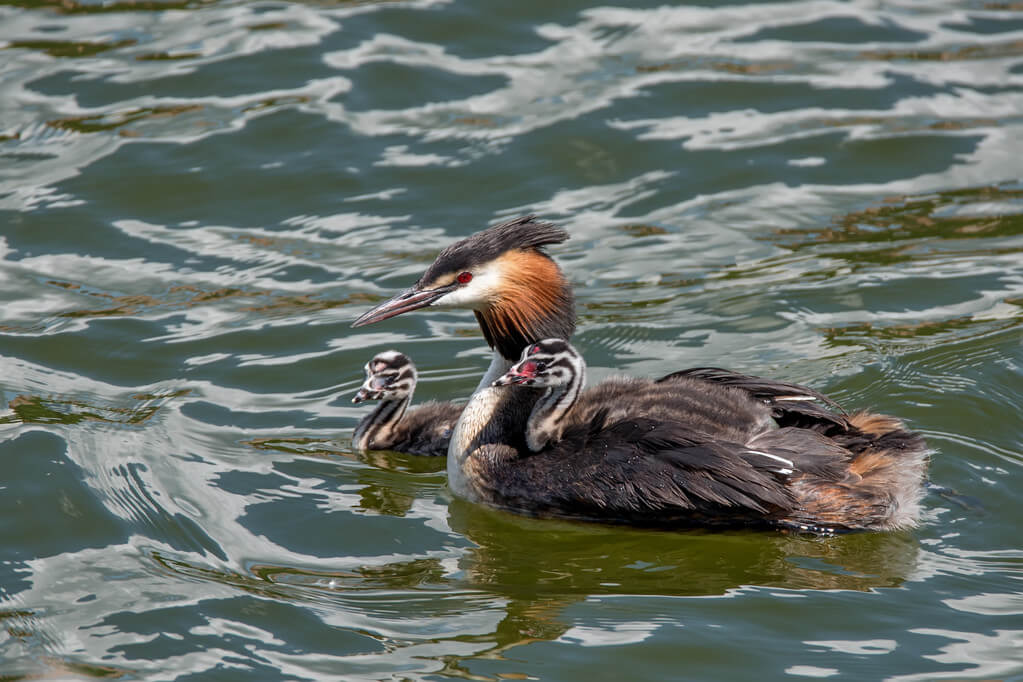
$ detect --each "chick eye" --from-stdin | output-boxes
[457,272,473,284]
[534,361,547,372]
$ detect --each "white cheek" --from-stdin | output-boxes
[432,265,501,309]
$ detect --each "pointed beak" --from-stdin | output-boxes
[352,376,390,403]
[351,284,456,328]
[352,388,375,404]
[493,365,535,387]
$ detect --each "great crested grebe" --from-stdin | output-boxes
[352,350,462,457]
[351,216,929,531]
[490,339,926,531]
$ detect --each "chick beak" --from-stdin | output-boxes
[351,284,456,327]
[352,376,390,403]
[352,388,375,404]
[493,362,536,387]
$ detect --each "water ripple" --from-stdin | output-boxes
[1,0,1022,679]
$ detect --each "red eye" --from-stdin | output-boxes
[457,272,473,284]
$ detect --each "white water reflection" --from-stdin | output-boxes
[894,628,1023,681]
[786,666,839,678]
[557,621,660,647]
[806,638,898,655]
[944,592,1023,616]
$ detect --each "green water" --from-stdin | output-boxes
[1,0,1021,679]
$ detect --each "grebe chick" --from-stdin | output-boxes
[493,338,588,452]
[484,338,927,532]
[352,350,462,457]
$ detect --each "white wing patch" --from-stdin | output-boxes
[745,449,796,475]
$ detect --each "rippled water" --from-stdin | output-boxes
[1,0,1022,679]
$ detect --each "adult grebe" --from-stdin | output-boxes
[352,350,462,457]
[351,217,928,531]
[488,339,926,531]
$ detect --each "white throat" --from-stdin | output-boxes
[448,350,516,500]
[476,351,513,392]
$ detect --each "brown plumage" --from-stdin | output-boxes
[476,250,572,358]
[352,217,930,532]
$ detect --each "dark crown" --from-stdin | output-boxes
[418,215,569,286]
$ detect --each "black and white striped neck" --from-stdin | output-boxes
[352,351,418,451]
[520,343,586,452]
[353,395,411,451]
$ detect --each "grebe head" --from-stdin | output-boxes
[493,338,582,388]
[352,216,576,361]
[352,350,417,403]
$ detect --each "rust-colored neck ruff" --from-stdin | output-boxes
[475,249,575,361]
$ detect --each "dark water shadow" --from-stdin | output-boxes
[447,498,920,597]
[422,499,924,676]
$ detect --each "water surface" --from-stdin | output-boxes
[1,0,1022,679]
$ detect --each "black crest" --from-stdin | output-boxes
[418,215,569,286]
